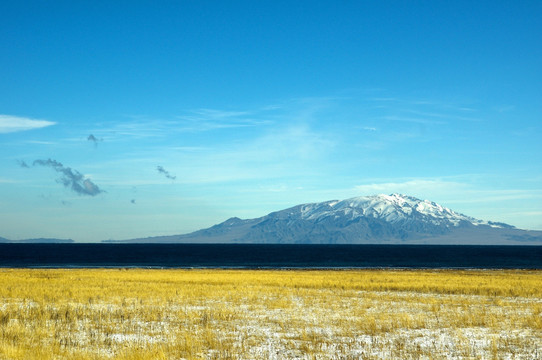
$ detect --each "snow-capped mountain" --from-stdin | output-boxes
[288,194,510,228]
[110,194,541,245]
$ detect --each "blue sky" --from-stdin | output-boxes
[1,1,541,241]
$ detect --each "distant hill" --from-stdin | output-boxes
[0,237,74,243]
[106,194,542,245]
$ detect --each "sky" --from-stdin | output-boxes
[1,1,541,242]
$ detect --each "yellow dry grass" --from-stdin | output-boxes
[0,268,541,359]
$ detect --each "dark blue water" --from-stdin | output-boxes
[0,244,541,269]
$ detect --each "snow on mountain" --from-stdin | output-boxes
[294,194,507,229]
[110,194,541,244]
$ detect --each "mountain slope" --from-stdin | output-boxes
[111,194,542,245]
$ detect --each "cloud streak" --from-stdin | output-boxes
[0,115,56,133]
[87,134,103,147]
[354,179,469,198]
[175,108,272,132]
[156,166,176,180]
[17,160,30,168]
[32,158,104,196]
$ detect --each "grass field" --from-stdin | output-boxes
[0,268,541,359]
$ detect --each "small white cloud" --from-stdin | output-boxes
[495,105,515,113]
[25,140,56,145]
[0,115,56,133]
[192,108,251,119]
[0,177,15,183]
[354,179,468,199]
[382,115,446,125]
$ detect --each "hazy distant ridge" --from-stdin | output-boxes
[0,238,74,244]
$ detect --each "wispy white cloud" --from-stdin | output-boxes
[81,97,339,189]
[381,115,447,125]
[354,178,542,202]
[190,108,251,119]
[351,177,542,229]
[495,105,515,113]
[354,129,425,151]
[403,110,481,122]
[0,177,15,183]
[366,97,398,102]
[87,107,273,141]
[95,119,172,139]
[0,115,56,134]
[169,123,335,184]
[25,140,57,145]
[443,190,542,204]
[177,96,337,134]
[175,107,274,132]
[509,211,542,217]
[362,94,483,124]
[168,146,209,152]
[354,179,468,198]
[256,184,304,193]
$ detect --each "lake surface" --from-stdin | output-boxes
[1,244,541,269]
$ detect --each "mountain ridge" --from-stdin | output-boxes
[106,194,541,245]
[0,238,74,244]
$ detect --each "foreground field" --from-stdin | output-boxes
[0,269,541,359]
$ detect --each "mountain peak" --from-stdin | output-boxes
[108,193,541,244]
[298,193,508,229]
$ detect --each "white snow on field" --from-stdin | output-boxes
[3,290,540,359]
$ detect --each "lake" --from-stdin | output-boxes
[1,244,541,269]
